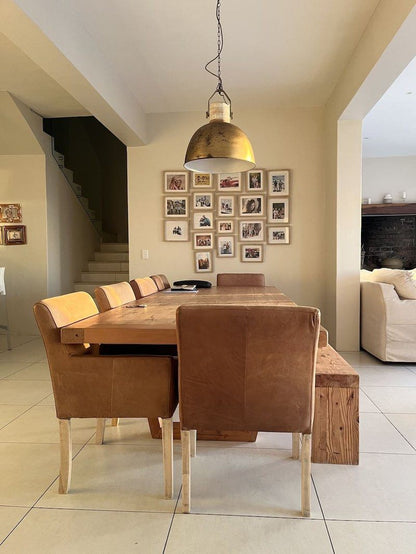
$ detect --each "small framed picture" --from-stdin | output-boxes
[195,251,213,273]
[239,220,265,242]
[192,173,212,188]
[2,225,27,245]
[240,195,264,217]
[268,226,290,244]
[217,236,235,257]
[164,220,189,241]
[0,203,22,223]
[193,211,214,229]
[164,197,188,217]
[218,173,241,192]
[194,232,213,249]
[217,195,235,217]
[268,170,289,196]
[247,170,264,191]
[193,192,213,210]
[267,198,289,223]
[217,219,234,234]
[164,171,188,193]
[241,244,263,262]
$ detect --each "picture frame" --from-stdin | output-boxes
[217,219,234,234]
[164,196,188,217]
[193,192,213,210]
[164,171,189,193]
[268,170,290,196]
[247,170,264,191]
[218,173,241,192]
[0,204,22,223]
[2,225,27,245]
[164,220,189,241]
[239,195,264,217]
[193,232,213,249]
[239,220,265,242]
[241,244,263,262]
[217,236,235,257]
[195,251,213,273]
[268,226,290,244]
[217,195,235,217]
[267,198,289,224]
[192,173,212,188]
[193,211,214,229]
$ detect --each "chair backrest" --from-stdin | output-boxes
[150,274,170,291]
[130,277,159,299]
[216,273,265,286]
[94,282,135,312]
[177,305,320,434]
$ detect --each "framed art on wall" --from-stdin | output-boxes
[247,170,264,191]
[193,192,213,210]
[217,236,235,257]
[268,226,290,244]
[2,225,27,245]
[239,195,264,217]
[239,220,265,242]
[164,220,189,241]
[241,244,263,262]
[268,170,289,196]
[217,219,234,234]
[193,212,214,229]
[218,173,241,192]
[267,198,289,224]
[164,172,189,192]
[217,195,235,217]
[195,251,213,272]
[192,173,212,188]
[0,204,22,223]
[164,197,188,217]
[193,232,213,249]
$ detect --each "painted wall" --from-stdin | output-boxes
[362,156,416,204]
[128,108,327,319]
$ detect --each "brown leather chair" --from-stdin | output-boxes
[130,277,159,299]
[216,273,265,286]
[150,274,170,291]
[177,304,320,516]
[34,291,178,498]
[94,281,135,312]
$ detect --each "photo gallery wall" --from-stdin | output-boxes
[162,169,290,273]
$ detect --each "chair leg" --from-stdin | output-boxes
[190,429,197,457]
[58,419,72,494]
[181,430,191,513]
[111,418,119,426]
[292,432,300,459]
[301,433,312,517]
[95,418,106,445]
[161,418,173,499]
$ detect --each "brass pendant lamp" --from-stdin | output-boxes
[184,0,255,174]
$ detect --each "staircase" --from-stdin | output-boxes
[74,243,129,295]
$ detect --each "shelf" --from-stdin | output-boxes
[362,203,416,216]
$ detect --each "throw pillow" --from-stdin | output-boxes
[372,268,416,299]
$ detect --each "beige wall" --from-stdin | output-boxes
[363,156,416,203]
[128,108,327,317]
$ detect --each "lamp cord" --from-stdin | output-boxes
[204,0,224,94]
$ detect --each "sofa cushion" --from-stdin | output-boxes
[371,268,416,300]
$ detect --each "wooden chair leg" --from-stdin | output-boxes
[111,418,119,426]
[292,432,300,459]
[190,429,197,457]
[95,418,106,445]
[181,430,191,513]
[161,418,173,499]
[301,433,312,517]
[58,419,72,494]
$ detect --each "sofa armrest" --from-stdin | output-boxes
[360,281,394,360]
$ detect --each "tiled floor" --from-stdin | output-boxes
[0,339,415,553]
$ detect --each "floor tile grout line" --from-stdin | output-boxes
[382,414,416,452]
[0,506,33,547]
[311,475,336,554]
[162,485,182,553]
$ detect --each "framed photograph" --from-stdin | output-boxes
[241,244,263,262]
[217,219,234,234]
[239,195,264,217]
[193,211,214,229]
[0,203,22,223]
[164,171,188,193]
[217,195,235,217]
[247,170,264,191]
[193,192,213,210]
[218,173,241,192]
[268,170,289,196]
[268,226,290,244]
[2,225,27,245]
[195,251,213,273]
[193,232,213,249]
[164,220,189,241]
[267,198,289,224]
[192,173,212,188]
[164,197,188,217]
[217,236,235,257]
[239,220,265,242]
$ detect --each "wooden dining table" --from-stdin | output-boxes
[61,286,359,465]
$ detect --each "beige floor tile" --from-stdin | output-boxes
[0,405,32,428]
[0,506,29,543]
[0,361,33,379]
[0,380,52,405]
[6,362,51,381]
[362,386,416,413]
[357,366,416,387]
[0,340,46,364]
[87,417,158,447]
[37,393,55,406]
[0,508,172,554]
[360,390,380,413]
[166,514,332,554]
[37,443,181,512]
[312,452,416,521]
[327,521,416,554]
[178,446,322,518]
[386,414,416,449]
[339,351,384,367]
[360,412,415,454]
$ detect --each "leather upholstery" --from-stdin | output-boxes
[130,277,159,299]
[177,305,320,434]
[151,274,170,291]
[216,273,265,286]
[94,282,135,312]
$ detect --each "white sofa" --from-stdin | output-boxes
[361,270,416,362]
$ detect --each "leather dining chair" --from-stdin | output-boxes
[130,277,159,299]
[94,281,135,312]
[176,304,320,516]
[34,291,178,498]
[216,273,265,286]
[150,274,171,291]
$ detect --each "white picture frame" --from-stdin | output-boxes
[218,173,242,192]
[217,195,235,217]
[217,219,234,234]
[164,220,189,241]
[193,192,213,210]
[239,220,265,242]
[241,244,263,262]
[268,170,289,196]
[192,173,213,188]
[239,195,264,217]
[195,251,213,272]
[164,196,188,217]
[193,211,214,229]
[193,232,214,249]
[268,226,290,244]
[267,198,289,224]
[247,170,264,191]
[164,171,188,193]
[217,236,235,257]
